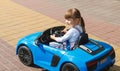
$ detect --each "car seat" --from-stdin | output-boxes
[77,33,89,45]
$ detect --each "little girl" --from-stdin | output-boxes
[50,8,86,50]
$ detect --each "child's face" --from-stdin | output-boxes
[65,18,79,27]
[65,18,74,25]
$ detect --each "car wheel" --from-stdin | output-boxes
[61,63,79,71]
[18,46,33,66]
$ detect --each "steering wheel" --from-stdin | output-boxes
[54,30,65,37]
[50,28,54,35]
[50,28,64,37]
[37,26,65,44]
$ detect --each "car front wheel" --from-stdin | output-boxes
[18,46,33,66]
[61,63,79,71]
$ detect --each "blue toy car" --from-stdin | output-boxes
[16,26,115,71]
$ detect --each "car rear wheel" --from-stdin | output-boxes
[61,63,79,71]
[18,46,33,66]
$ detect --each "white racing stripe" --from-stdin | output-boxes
[79,45,92,53]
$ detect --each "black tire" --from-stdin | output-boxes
[18,46,33,66]
[61,63,79,71]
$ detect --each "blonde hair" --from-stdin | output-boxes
[64,8,86,32]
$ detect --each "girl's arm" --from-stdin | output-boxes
[50,29,73,42]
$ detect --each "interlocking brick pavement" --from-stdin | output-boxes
[0,0,120,71]
[0,39,45,71]
[12,0,120,47]
[12,0,120,24]
[0,0,62,46]
[0,0,60,71]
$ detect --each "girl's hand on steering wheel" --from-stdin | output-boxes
[62,26,70,33]
[50,34,56,40]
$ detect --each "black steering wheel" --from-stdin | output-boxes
[50,28,65,37]
[37,26,66,44]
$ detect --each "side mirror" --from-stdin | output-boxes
[35,40,39,46]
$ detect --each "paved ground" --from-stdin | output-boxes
[12,0,120,47]
[0,0,120,71]
[13,0,120,25]
[0,39,46,71]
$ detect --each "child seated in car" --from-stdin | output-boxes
[50,8,86,50]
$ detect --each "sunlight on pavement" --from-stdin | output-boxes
[0,0,62,46]
[0,0,120,71]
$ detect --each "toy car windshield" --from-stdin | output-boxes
[35,26,66,45]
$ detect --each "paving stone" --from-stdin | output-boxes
[0,0,120,71]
